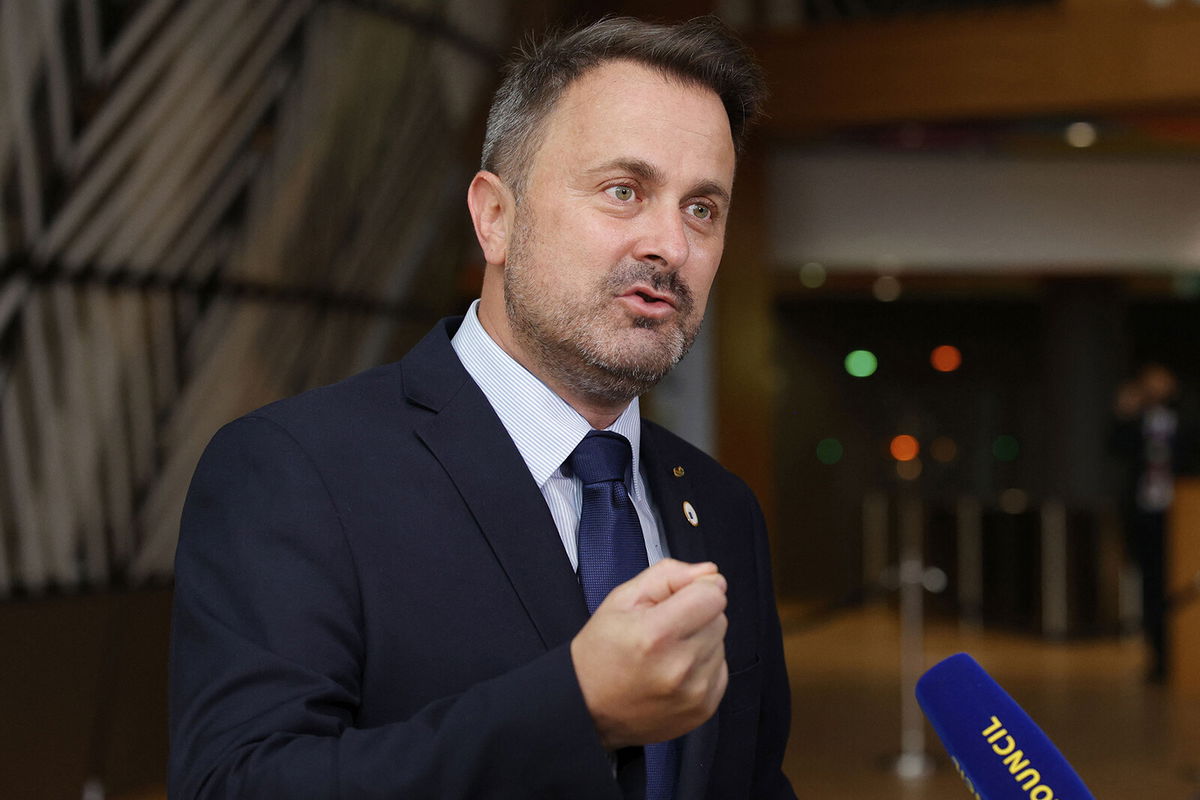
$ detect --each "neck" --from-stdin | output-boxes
[476,297,631,430]
[561,396,626,431]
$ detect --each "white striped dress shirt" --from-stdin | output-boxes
[450,300,667,570]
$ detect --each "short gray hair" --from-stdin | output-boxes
[481,16,766,197]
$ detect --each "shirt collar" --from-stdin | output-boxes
[450,300,646,497]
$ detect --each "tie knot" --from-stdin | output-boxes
[567,431,632,486]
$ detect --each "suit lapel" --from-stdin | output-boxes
[405,320,589,651]
[640,423,719,797]
[403,324,720,794]
[640,423,708,566]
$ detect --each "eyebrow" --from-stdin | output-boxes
[586,157,731,207]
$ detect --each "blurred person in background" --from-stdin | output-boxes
[1112,362,1196,683]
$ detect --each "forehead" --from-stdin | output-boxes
[529,60,736,187]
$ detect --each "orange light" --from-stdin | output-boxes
[930,345,962,373]
[890,435,920,462]
[896,459,923,481]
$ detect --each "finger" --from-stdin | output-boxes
[704,658,730,711]
[615,559,719,607]
[694,612,728,655]
[655,560,719,598]
[691,630,728,681]
[685,611,728,661]
[682,645,728,727]
[647,578,728,637]
[690,572,727,595]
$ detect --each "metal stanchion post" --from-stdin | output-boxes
[1041,498,1069,638]
[893,493,937,779]
[956,495,983,630]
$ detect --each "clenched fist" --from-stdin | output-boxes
[570,558,729,750]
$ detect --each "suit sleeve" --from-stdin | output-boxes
[168,415,620,800]
[747,486,800,800]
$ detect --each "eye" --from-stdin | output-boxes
[688,202,713,220]
[606,185,635,202]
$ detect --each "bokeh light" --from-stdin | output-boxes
[930,345,962,373]
[896,459,923,481]
[993,435,1020,462]
[845,350,878,378]
[1064,121,1097,149]
[800,262,827,289]
[872,275,902,302]
[930,436,958,463]
[890,435,920,462]
[816,438,844,465]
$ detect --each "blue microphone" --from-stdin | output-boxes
[916,653,1095,800]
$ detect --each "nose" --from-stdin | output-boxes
[633,203,690,269]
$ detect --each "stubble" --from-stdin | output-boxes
[503,213,701,405]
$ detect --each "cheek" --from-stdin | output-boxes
[537,206,625,264]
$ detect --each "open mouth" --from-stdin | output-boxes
[627,287,676,309]
[616,287,678,321]
[636,290,667,305]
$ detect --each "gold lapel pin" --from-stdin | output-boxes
[672,466,685,477]
[682,501,699,527]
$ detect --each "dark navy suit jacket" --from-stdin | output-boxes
[169,317,797,799]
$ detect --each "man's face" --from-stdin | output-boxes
[501,60,736,405]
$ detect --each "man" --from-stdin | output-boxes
[170,16,797,799]
[1112,363,1195,683]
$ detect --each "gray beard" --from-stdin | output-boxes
[503,253,701,406]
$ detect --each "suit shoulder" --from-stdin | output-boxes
[246,316,467,436]
[244,361,410,432]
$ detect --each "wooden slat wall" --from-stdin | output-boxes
[0,0,501,596]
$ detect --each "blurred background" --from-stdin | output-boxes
[2,0,1199,797]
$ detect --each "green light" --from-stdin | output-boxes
[993,435,1020,462]
[844,350,878,378]
[816,438,844,465]
[800,262,827,288]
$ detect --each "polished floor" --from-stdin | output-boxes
[780,603,1200,799]
[103,599,1200,800]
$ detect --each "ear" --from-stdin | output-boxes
[467,170,514,266]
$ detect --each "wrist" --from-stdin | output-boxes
[569,633,630,750]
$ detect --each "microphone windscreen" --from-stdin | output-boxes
[916,653,1095,800]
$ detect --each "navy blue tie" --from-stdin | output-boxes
[568,431,679,800]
